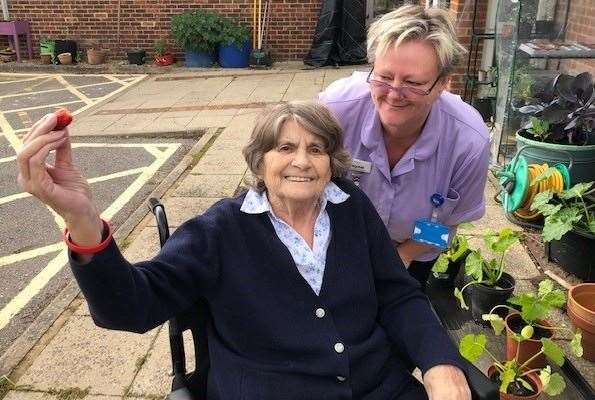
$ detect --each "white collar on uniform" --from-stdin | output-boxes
[240,181,350,215]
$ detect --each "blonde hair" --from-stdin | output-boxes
[367,5,466,75]
[242,101,351,192]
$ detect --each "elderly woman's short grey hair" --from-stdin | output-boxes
[367,5,466,75]
[242,101,351,192]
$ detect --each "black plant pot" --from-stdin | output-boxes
[468,272,516,323]
[535,20,554,35]
[518,22,533,39]
[472,98,495,122]
[546,229,595,281]
[127,50,146,65]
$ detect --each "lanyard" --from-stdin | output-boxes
[430,193,444,222]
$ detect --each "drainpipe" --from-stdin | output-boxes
[1,0,10,21]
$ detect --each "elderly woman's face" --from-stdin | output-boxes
[261,120,331,207]
[370,40,445,133]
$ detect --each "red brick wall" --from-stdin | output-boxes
[447,0,489,96]
[6,0,321,61]
[560,0,595,75]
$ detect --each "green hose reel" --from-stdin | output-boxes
[497,147,572,214]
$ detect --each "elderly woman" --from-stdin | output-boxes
[320,5,490,289]
[17,101,470,399]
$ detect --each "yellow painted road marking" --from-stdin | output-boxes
[0,142,180,331]
[0,242,63,267]
[0,155,16,163]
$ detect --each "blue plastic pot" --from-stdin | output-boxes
[218,40,251,68]
[185,50,214,67]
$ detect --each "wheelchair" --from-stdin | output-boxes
[148,198,498,400]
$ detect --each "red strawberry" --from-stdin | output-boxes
[54,108,73,130]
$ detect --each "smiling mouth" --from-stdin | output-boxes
[285,176,314,182]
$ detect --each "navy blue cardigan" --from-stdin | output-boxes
[70,178,465,399]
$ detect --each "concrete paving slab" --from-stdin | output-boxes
[69,114,124,136]
[190,150,247,175]
[122,226,162,263]
[173,174,243,198]
[143,197,222,227]
[459,205,523,236]
[129,323,196,397]
[101,113,161,134]
[147,115,194,133]
[17,316,159,396]
[282,85,322,102]
[209,138,247,151]
[466,238,541,280]
[4,391,118,400]
[187,114,235,129]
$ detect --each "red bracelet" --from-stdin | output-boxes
[64,219,113,254]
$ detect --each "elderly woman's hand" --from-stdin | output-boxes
[423,364,471,400]
[16,113,103,245]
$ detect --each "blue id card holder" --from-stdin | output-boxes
[411,193,450,250]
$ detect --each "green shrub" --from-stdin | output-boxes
[219,17,251,47]
[171,10,222,53]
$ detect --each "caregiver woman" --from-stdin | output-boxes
[319,5,490,289]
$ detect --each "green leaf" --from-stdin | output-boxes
[541,338,565,367]
[558,182,594,200]
[531,190,554,211]
[539,366,552,388]
[531,167,556,186]
[450,235,469,262]
[432,253,450,273]
[537,279,554,297]
[482,313,505,335]
[589,219,595,234]
[454,287,469,310]
[541,290,566,309]
[500,368,516,394]
[537,203,563,217]
[571,331,583,358]
[485,228,519,253]
[518,377,534,391]
[459,334,486,362]
[542,207,582,241]
[542,372,566,396]
[464,250,484,281]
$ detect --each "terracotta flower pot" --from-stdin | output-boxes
[567,283,595,362]
[505,313,552,369]
[87,48,106,65]
[57,52,72,65]
[488,365,542,400]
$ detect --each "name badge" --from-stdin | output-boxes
[350,159,372,174]
[411,219,450,249]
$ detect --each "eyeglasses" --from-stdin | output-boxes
[366,68,442,98]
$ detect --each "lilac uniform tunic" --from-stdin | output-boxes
[320,71,490,262]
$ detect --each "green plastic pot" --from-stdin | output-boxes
[516,130,595,185]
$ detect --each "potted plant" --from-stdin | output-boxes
[516,72,595,184]
[431,223,473,287]
[57,52,72,65]
[530,180,595,280]
[127,49,146,65]
[153,38,175,66]
[218,17,251,68]
[171,10,221,67]
[87,42,106,65]
[39,37,54,64]
[454,228,519,323]
[460,333,567,399]
[567,283,595,362]
[482,279,583,369]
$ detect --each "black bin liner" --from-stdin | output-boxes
[54,40,78,64]
[304,0,367,67]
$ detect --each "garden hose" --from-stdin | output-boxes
[513,163,565,220]
[495,145,573,223]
